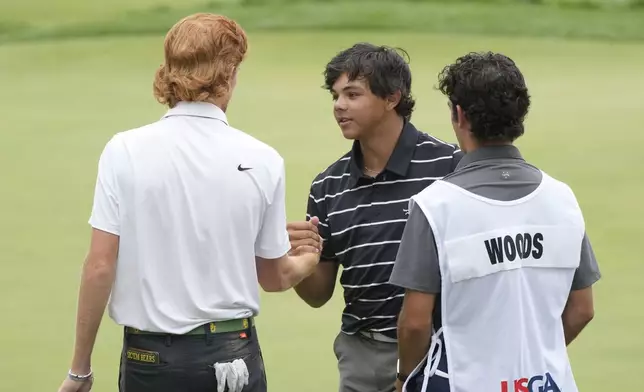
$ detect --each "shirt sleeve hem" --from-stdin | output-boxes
[88,220,120,236]
[255,241,291,260]
[571,271,601,291]
[389,278,441,294]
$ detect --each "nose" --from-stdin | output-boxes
[334,96,348,112]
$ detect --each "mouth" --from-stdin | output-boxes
[337,117,352,126]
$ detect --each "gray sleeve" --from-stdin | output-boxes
[389,201,441,294]
[571,232,601,290]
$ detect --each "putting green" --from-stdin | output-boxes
[0,32,642,391]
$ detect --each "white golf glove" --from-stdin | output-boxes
[214,359,249,392]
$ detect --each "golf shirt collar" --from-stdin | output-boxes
[348,121,419,186]
[455,144,524,171]
[162,101,229,125]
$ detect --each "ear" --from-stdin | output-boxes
[231,67,239,86]
[385,90,402,111]
[456,104,468,128]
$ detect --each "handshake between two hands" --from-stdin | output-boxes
[287,216,324,257]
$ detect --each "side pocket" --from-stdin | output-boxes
[332,332,342,361]
[253,344,268,392]
[260,349,267,389]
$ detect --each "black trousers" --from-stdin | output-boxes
[118,326,267,392]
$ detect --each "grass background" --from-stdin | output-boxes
[0,0,642,391]
[2,0,644,43]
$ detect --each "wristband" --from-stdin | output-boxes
[396,359,408,381]
[68,369,93,382]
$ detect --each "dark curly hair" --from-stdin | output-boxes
[323,43,415,120]
[437,52,531,143]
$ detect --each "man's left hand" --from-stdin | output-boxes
[395,378,403,392]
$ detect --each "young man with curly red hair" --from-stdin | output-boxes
[58,13,321,392]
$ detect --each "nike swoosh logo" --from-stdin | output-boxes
[238,164,252,171]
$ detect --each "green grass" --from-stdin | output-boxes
[2,1,644,44]
[0,31,642,391]
[1,0,207,26]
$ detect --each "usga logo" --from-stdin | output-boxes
[500,372,560,392]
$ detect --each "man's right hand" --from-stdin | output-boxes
[287,217,323,254]
[289,245,318,255]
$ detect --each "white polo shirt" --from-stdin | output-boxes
[88,101,291,334]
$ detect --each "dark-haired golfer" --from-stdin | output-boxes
[390,51,601,392]
[287,43,463,391]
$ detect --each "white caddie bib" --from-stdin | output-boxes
[405,171,585,392]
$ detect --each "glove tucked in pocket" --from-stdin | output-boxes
[212,358,249,392]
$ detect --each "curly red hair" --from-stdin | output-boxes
[153,13,248,108]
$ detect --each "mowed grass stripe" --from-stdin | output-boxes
[2,1,644,44]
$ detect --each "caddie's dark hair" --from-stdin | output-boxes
[323,42,415,120]
[437,51,531,143]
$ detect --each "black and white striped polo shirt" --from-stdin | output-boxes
[306,121,463,338]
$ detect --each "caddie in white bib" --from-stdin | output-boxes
[389,52,600,392]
